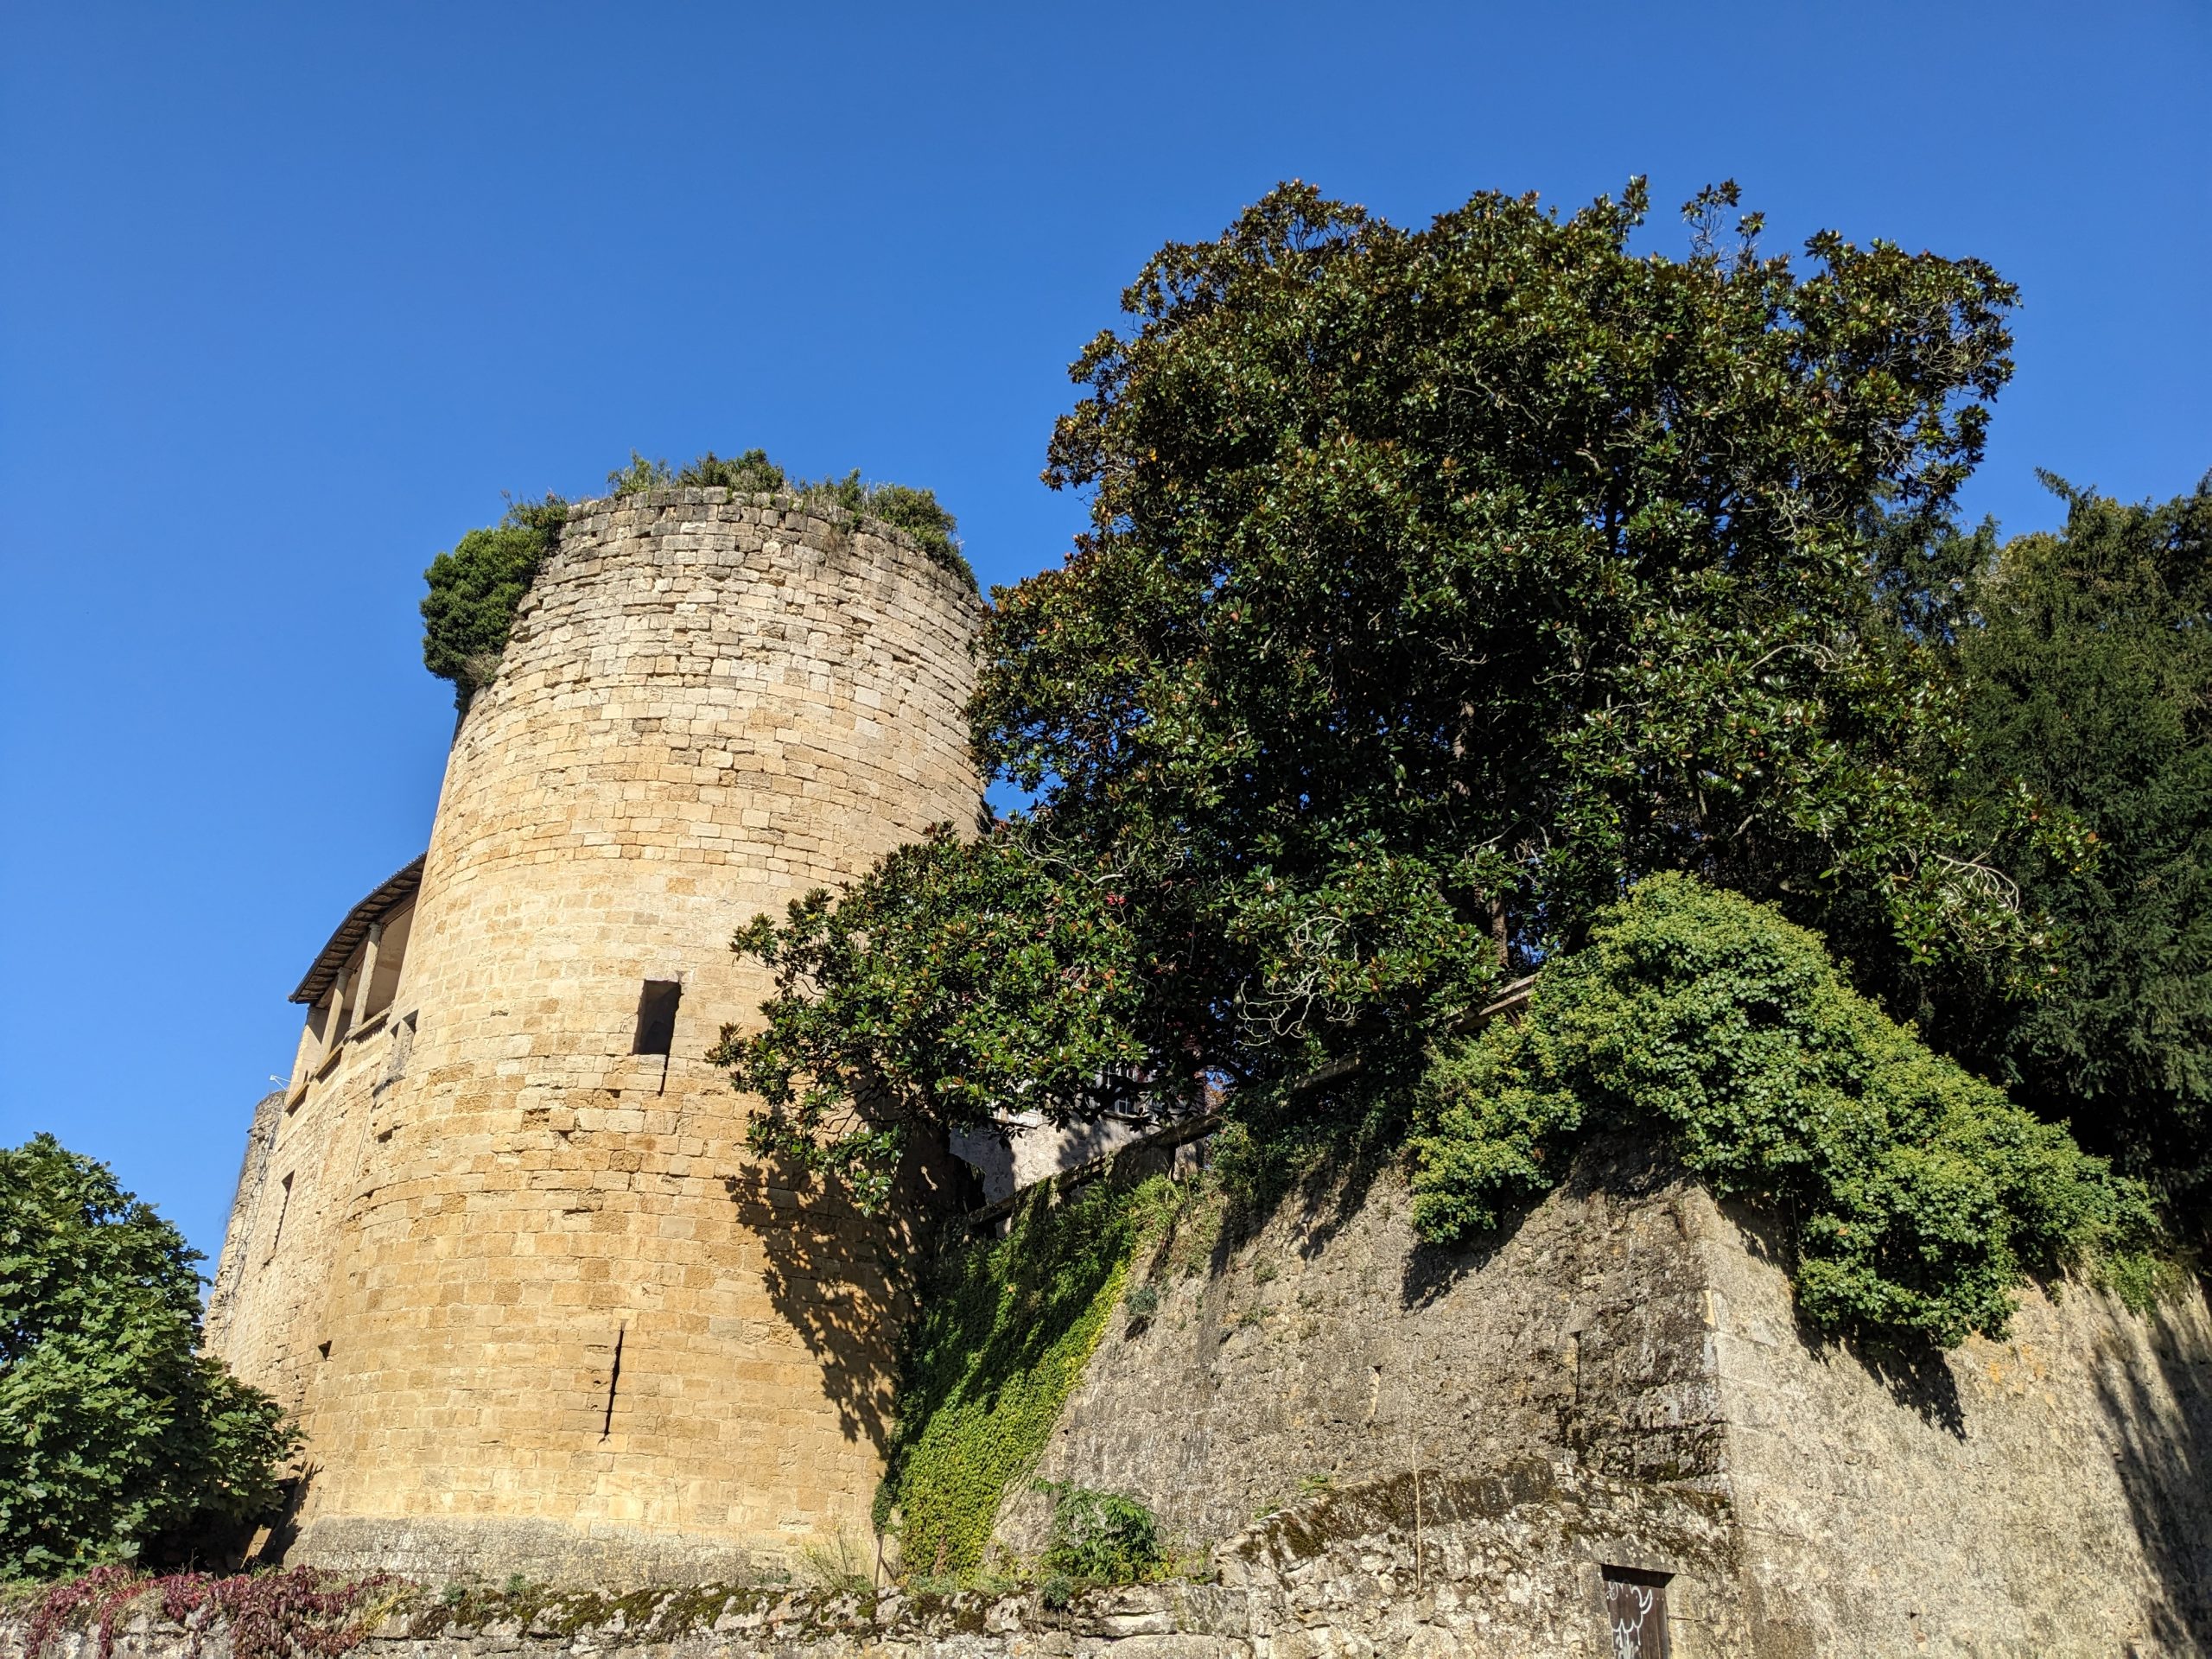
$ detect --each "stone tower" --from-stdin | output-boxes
[206,486,982,1583]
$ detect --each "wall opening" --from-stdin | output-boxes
[601,1325,626,1440]
[264,1172,295,1264]
[1601,1565,1673,1658]
[632,980,682,1056]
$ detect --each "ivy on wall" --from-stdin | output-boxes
[880,1175,1180,1580]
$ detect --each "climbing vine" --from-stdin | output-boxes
[880,1174,1183,1581]
[17,1566,393,1659]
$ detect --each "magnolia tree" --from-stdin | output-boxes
[721,179,2060,1232]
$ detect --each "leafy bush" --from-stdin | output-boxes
[798,469,974,588]
[879,1175,1180,1581]
[606,452,672,496]
[1036,1484,1165,1584]
[0,1136,299,1578]
[1408,876,2160,1349]
[418,494,569,711]
[676,447,788,495]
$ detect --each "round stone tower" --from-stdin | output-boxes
[277,487,982,1583]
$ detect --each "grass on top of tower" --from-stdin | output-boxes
[609,448,976,590]
[422,446,974,712]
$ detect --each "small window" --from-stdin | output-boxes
[1602,1566,1673,1658]
[632,980,682,1056]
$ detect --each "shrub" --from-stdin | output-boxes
[676,448,787,495]
[418,494,569,712]
[0,1137,298,1578]
[618,449,973,588]
[1036,1484,1165,1584]
[796,468,974,589]
[1408,875,2161,1349]
[606,451,672,495]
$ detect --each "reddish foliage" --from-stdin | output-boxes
[23,1567,392,1659]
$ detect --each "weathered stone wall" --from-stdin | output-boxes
[1705,1201,2212,1656]
[1001,1141,2212,1657]
[208,488,984,1584]
[203,1037,388,1424]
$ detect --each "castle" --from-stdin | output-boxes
[200,483,2212,1652]
[206,486,982,1582]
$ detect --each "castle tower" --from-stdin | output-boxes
[207,486,982,1583]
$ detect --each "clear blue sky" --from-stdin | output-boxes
[3,1,2207,1263]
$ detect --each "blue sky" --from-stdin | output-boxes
[3,1,2207,1263]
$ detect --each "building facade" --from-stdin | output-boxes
[206,486,982,1582]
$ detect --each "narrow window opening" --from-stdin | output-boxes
[632,980,681,1056]
[317,1340,332,1359]
[1602,1566,1673,1658]
[601,1325,626,1440]
[264,1173,295,1264]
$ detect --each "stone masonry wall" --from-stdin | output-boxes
[999,1141,2212,1657]
[203,1036,388,1427]
[208,488,984,1586]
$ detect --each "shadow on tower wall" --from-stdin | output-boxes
[720,1143,957,1456]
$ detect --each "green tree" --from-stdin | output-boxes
[1409,875,2158,1348]
[712,826,1149,1206]
[728,178,2033,1187]
[419,494,569,711]
[1930,475,2212,1230]
[0,1135,298,1578]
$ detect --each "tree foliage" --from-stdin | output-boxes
[0,1136,297,1578]
[1409,875,2158,1348]
[1927,475,2212,1230]
[419,495,569,711]
[711,827,1148,1207]
[728,178,2035,1190]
